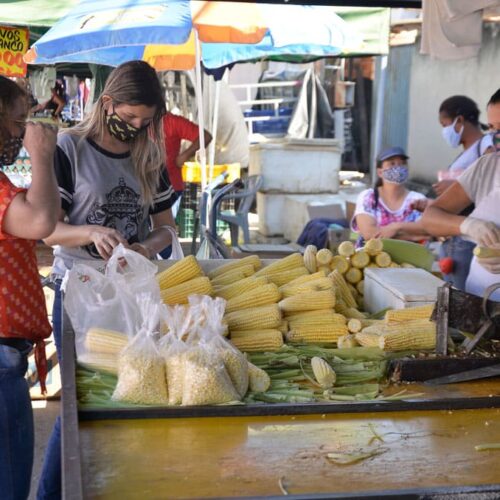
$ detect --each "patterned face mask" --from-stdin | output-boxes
[105,111,143,142]
[493,129,500,152]
[0,134,24,166]
[382,165,409,184]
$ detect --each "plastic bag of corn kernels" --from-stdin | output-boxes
[112,297,168,405]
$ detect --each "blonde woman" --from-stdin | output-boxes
[38,61,177,500]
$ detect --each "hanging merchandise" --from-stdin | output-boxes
[29,66,56,103]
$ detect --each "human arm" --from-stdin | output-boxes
[175,130,212,168]
[51,93,65,119]
[2,122,60,239]
[130,209,176,258]
[432,179,457,197]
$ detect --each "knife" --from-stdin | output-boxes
[424,364,500,386]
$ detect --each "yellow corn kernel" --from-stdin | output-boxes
[347,318,383,333]
[351,250,370,269]
[286,323,349,344]
[354,330,382,347]
[225,304,282,331]
[356,280,365,295]
[230,330,284,352]
[335,302,367,320]
[279,290,336,314]
[330,255,350,275]
[225,283,281,313]
[156,255,203,290]
[281,277,333,298]
[473,246,500,258]
[337,240,355,258]
[277,320,289,334]
[207,255,262,280]
[364,238,383,256]
[266,266,309,287]
[303,245,318,273]
[337,334,359,348]
[161,276,213,305]
[280,270,327,291]
[375,251,392,268]
[329,270,357,309]
[286,309,347,326]
[247,362,271,392]
[378,321,436,351]
[85,327,128,355]
[210,264,256,286]
[384,304,434,324]
[345,267,363,285]
[255,253,304,277]
[316,248,333,266]
[214,276,269,301]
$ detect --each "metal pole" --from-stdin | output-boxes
[371,55,388,182]
[194,30,207,192]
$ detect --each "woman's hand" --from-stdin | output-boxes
[376,223,401,239]
[128,242,152,259]
[432,179,455,197]
[87,226,128,260]
[410,198,429,212]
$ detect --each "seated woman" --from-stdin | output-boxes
[352,146,430,246]
[31,80,66,120]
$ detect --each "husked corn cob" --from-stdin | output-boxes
[379,321,436,351]
[316,248,333,266]
[286,309,347,326]
[356,280,365,295]
[231,328,282,339]
[355,330,382,347]
[231,330,283,352]
[329,270,358,309]
[330,255,350,275]
[337,241,355,258]
[345,267,363,285]
[210,264,255,286]
[280,270,327,292]
[473,246,500,258]
[364,238,383,256]
[347,283,359,299]
[78,352,119,375]
[303,245,318,273]
[281,277,333,298]
[247,362,271,392]
[277,320,289,334]
[286,323,348,344]
[317,265,331,274]
[225,283,281,313]
[401,262,415,268]
[351,251,370,269]
[389,262,401,268]
[255,253,304,277]
[225,304,282,331]
[214,276,269,301]
[266,266,309,287]
[385,304,434,324]
[311,357,336,388]
[375,251,392,268]
[335,301,367,319]
[85,327,128,355]
[347,318,383,333]
[156,255,202,289]
[161,276,213,305]
[208,255,261,279]
[337,334,359,348]
[279,290,335,314]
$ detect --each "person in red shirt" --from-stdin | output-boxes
[162,111,212,215]
[0,76,59,500]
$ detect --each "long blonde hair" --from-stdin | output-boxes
[65,61,166,205]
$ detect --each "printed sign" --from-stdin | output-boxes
[0,26,29,77]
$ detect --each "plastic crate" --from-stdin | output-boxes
[182,162,241,183]
[176,208,195,239]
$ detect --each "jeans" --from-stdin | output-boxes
[439,236,475,291]
[37,281,62,500]
[0,340,34,500]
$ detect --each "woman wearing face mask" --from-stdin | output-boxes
[0,76,59,499]
[422,89,500,301]
[433,96,494,290]
[37,61,177,500]
[351,146,430,247]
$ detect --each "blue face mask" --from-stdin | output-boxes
[382,165,409,184]
[442,117,463,149]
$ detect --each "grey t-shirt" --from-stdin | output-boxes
[53,133,177,276]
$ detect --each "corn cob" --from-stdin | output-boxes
[231,328,282,339]
[354,330,382,347]
[364,238,383,256]
[279,290,336,314]
[78,352,119,375]
[375,251,392,268]
[225,283,281,313]
[281,277,333,298]
[473,246,500,258]
[255,253,304,277]
[231,330,283,352]
[210,264,255,286]
[335,301,367,319]
[378,321,436,351]
[345,267,363,285]
[247,362,271,392]
[303,245,318,273]
[389,262,401,268]
[156,255,203,289]
[347,283,359,300]
[329,270,358,309]
[330,255,350,275]
[280,270,327,292]
[351,250,370,269]
[266,266,309,287]
[207,255,262,279]
[214,276,269,301]
[347,318,383,333]
[356,280,365,295]
[317,265,331,274]
[277,320,289,334]
[225,304,282,331]
[311,357,336,388]
[400,262,415,268]
[385,304,434,324]
[337,241,355,258]
[286,309,347,326]
[337,334,359,348]
[161,276,213,305]
[316,248,333,266]
[286,323,348,344]
[85,327,128,355]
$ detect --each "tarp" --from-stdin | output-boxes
[0,0,78,27]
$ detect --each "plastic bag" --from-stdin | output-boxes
[112,297,168,405]
[162,225,184,260]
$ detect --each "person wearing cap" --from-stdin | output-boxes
[351,146,430,247]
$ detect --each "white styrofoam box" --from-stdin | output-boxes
[363,268,444,313]
[249,138,342,194]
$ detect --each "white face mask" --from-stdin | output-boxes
[442,117,464,149]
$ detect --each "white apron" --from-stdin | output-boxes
[465,179,500,301]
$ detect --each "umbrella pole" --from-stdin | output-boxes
[194,29,207,192]
[208,77,222,184]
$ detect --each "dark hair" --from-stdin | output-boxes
[372,159,384,209]
[488,88,500,106]
[439,95,486,129]
[0,75,27,150]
